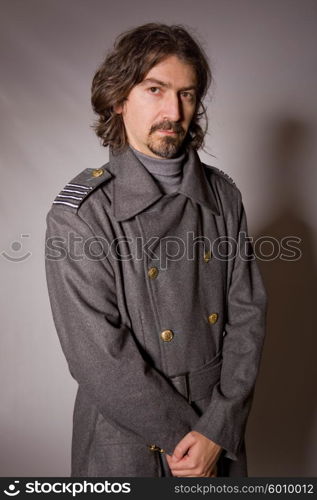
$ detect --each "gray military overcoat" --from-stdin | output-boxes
[45,145,267,477]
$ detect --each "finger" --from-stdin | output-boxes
[172,433,196,460]
[170,470,199,477]
[167,456,194,470]
[171,463,218,477]
[172,470,215,478]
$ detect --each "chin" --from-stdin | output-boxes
[148,137,183,159]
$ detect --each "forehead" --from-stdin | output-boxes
[141,55,197,88]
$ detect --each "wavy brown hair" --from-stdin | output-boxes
[91,23,212,152]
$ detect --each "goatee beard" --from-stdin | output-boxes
[147,136,182,158]
[147,120,186,158]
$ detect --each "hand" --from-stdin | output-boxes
[166,431,222,477]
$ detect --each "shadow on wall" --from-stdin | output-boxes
[246,118,317,476]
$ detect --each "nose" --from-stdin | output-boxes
[162,92,183,122]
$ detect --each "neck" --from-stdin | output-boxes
[129,145,186,194]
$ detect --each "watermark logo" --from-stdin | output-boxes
[3,481,20,496]
[1,234,31,262]
[2,480,132,496]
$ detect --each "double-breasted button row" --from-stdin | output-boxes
[148,251,211,279]
[160,317,218,341]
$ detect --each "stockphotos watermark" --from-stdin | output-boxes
[2,478,316,498]
[45,231,302,270]
[1,232,302,266]
[3,480,131,496]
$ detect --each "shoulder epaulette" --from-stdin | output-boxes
[203,163,237,189]
[52,165,112,211]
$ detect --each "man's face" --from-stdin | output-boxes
[115,55,197,158]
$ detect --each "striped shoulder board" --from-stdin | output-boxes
[52,166,111,211]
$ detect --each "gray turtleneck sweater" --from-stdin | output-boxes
[130,145,186,195]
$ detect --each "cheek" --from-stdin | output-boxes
[183,110,196,130]
[123,109,143,134]
[186,105,196,121]
[126,102,151,126]
[122,94,162,134]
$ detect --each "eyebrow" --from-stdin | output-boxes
[141,78,197,92]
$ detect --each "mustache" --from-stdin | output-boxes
[150,121,185,135]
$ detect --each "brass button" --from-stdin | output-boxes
[204,250,212,263]
[160,329,174,342]
[92,168,104,178]
[149,444,165,453]
[208,313,218,324]
[148,266,159,279]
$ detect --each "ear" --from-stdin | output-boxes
[114,103,123,114]
[114,99,127,114]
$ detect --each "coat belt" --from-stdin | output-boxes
[169,353,222,403]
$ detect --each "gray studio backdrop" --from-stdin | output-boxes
[1,0,316,476]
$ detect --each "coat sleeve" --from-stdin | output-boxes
[45,206,198,455]
[192,191,268,460]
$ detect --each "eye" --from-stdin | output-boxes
[148,87,161,94]
[180,91,195,101]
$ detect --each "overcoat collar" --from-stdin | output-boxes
[107,145,220,221]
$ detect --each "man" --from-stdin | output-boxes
[45,23,267,477]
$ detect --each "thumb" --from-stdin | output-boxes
[172,432,196,460]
